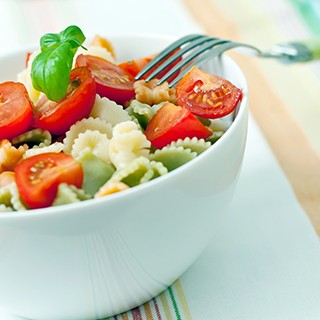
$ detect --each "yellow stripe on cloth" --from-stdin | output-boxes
[159,289,174,320]
[174,279,193,320]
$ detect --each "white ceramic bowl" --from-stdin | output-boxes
[0,34,248,320]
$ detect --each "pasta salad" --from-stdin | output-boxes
[0,26,242,211]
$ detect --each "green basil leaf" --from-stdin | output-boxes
[31,42,74,101]
[59,25,86,50]
[31,25,86,102]
[40,33,61,51]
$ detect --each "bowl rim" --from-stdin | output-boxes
[0,33,248,220]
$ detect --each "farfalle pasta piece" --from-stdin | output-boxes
[52,183,91,207]
[0,182,27,211]
[89,95,132,127]
[209,118,232,132]
[126,100,154,129]
[149,146,197,171]
[169,137,211,155]
[12,128,52,148]
[76,148,115,196]
[134,79,176,105]
[71,130,111,164]
[0,183,12,207]
[63,117,113,154]
[206,131,224,144]
[23,142,64,159]
[0,139,28,173]
[204,118,231,144]
[141,160,168,183]
[0,204,13,213]
[95,181,129,198]
[107,156,167,187]
[109,121,151,170]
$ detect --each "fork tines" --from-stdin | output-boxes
[134,34,224,87]
[135,34,258,87]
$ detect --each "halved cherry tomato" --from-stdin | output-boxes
[145,102,212,149]
[75,54,135,105]
[176,66,242,119]
[118,55,155,78]
[0,82,33,140]
[33,67,96,135]
[119,50,181,82]
[15,152,83,209]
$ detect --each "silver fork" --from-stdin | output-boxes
[135,34,318,87]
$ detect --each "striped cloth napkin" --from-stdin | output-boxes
[1,0,320,319]
[110,279,191,320]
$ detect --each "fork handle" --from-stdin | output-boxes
[277,38,320,63]
[299,38,320,61]
[267,38,320,64]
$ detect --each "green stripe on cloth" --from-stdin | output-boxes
[168,286,182,320]
[288,0,320,35]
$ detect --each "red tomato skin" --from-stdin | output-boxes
[15,153,83,209]
[33,67,96,135]
[176,66,242,119]
[118,58,152,78]
[119,51,181,82]
[75,54,135,105]
[145,103,211,149]
[95,81,134,105]
[0,82,33,140]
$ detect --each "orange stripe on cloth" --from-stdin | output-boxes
[120,313,129,320]
[143,302,154,320]
[182,0,320,236]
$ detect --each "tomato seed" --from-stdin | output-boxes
[211,92,217,99]
[33,161,46,169]
[188,93,196,100]
[119,76,129,84]
[30,178,42,185]
[196,95,202,104]
[28,159,56,184]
